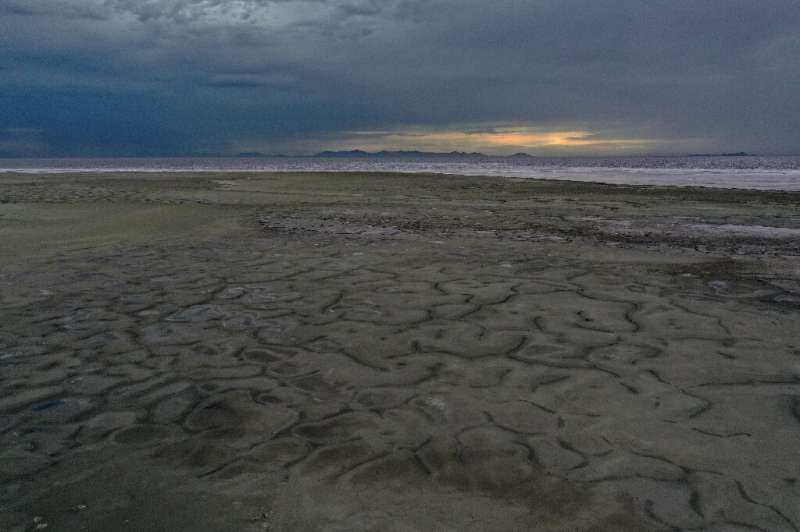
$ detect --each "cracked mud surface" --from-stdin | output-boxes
[1,172,799,531]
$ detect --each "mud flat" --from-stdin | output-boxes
[1,172,799,531]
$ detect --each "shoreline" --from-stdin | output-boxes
[2,166,800,191]
[3,168,800,191]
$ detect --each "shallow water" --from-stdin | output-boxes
[2,155,800,191]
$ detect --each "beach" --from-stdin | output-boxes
[1,171,799,531]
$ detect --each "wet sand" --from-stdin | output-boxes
[1,172,799,531]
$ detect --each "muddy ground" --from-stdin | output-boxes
[1,172,799,531]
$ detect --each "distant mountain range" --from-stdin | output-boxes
[238,150,537,159]
[236,150,760,159]
[686,152,755,157]
[236,151,289,158]
[314,150,530,159]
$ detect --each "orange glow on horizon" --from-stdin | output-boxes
[343,127,656,152]
[243,125,667,156]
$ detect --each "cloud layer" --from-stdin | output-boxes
[1,0,799,156]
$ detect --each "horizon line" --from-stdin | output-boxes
[4,150,799,159]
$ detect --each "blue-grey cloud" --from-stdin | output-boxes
[1,0,798,156]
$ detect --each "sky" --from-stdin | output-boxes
[1,0,799,157]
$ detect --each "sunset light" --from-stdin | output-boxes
[307,126,659,155]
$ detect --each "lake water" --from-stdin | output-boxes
[2,156,800,191]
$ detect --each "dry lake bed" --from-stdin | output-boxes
[1,172,799,531]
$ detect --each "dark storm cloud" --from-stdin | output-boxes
[1,0,798,156]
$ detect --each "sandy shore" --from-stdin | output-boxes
[1,172,799,531]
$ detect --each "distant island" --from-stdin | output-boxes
[237,152,290,158]
[234,150,538,159]
[233,150,763,159]
[313,150,537,159]
[686,152,756,157]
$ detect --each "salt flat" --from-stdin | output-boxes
[1,172,799,531]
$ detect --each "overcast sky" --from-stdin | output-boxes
[1,0,799,156]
